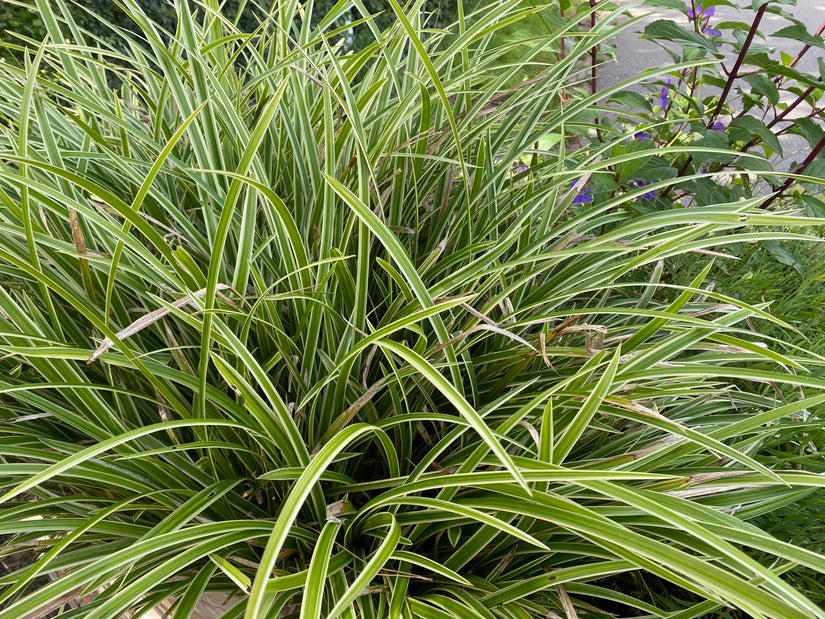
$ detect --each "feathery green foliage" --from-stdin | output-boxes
[0,1,825,617]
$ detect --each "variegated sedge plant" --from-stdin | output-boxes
[0,1,824,617]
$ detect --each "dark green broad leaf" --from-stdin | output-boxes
[741,154,774,172]
[801,194,825,218]
[591,175,620,192]
[740,88,765,114]
[606,90,652,112]
[792,118,825,150]
[800,159,825,193]
[691,128,734,164]
[764,5,804,23]
[661,46,683,64]
[728,183,750,202]
[742,74,780,106]
[729,116,783,156]
[764,240,804,276]
[692,177,729,206]
[772,24,825,48]
[617,140,655,178]
[714,21,757,31]
[631,155,677,182]
[732,30,775,55]
[610,142,627,162]
[745,53,823,89]
[701,75,729,90]
[644,20,719,56]
[685,91,706,116]
[643,0,686,9]
[752,0,796,8]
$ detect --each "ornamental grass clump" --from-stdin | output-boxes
[1,1,825,617]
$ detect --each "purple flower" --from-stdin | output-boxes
[513,164,529,182]
[635,180,657,201]
[570,181,594,205]
[634,131,652,141]
[704,26,721,38]
[688,4,715,19]
[710,120,726,132]
[660,78,672,110]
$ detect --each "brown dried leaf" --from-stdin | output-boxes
[87,284,230,362]
[555,584,579,619]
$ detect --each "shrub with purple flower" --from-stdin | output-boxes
[634,180,657,201]
[660,78,672,110]
[511,163,529,182]
[687,4,714,20]
[570,181,594,205]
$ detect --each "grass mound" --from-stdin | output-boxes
[0,1,824,617]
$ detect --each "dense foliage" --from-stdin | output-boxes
[0,0,471,58]
[0,0,825,617]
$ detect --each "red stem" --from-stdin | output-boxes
[773,19,825,86]
[590,0,603,142]
[760,129,825,209]
[768,86,816,129]
[790,20,825,68]
[709,4,767,127]
[559,8,566,60]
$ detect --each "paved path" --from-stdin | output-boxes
[602,0,824,86]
